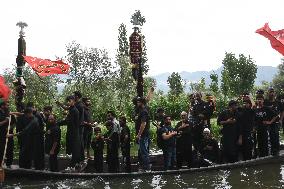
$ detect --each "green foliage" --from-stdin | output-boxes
[117,23,129,57]
[130,10,146,26]
[188,77,207,93]
[221,52,257,97]
[209,72,219,95]
[3,67,59,111]
[167,72,184,96]
[272,59,284,94]
[115,23,136,114]
[149,93,188,120]
[62,41,118,122]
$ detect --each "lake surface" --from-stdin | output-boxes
[3,162,284,189]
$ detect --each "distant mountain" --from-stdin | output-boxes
[152,66,278,92]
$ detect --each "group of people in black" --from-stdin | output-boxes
[156,87,284,170]
[0,91,132,173]
[0,87,283,172]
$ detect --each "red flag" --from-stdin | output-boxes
[23,56,70,77]
[256,23,284,56]
[0,76,11,101]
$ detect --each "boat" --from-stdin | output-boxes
[4,151,284,179]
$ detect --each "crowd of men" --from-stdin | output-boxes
[0,87,283,172]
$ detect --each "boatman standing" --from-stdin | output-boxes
[136,97,151,171]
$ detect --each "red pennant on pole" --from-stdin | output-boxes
[23,56,70,77]
[0,76,11,101]
[256,23,284,56]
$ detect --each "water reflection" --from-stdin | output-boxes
[3,163,284,189]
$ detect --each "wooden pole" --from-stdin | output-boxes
[0,115,12,182]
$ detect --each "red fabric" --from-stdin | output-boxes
[0,76,11,101]
[23,56,70,77]
[256,23,284,56]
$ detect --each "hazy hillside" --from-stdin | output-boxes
[152,66,278,92]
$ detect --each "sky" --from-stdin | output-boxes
[1,0,284,76]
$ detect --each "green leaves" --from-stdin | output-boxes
[167,72,184,96]
[221,52,257,97]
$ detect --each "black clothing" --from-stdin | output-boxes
[18,116,42,169]
[238,107,255,160]
[155,114,165,128]
[217,109,240,163]
[91,136,104,173]
[105,131,119,173]
[33,111,45,170]
[75,101,85,161]
[161,124,176,169]
[160,125,176,148]
[83,106,93,151]
[264,99,283,121]
[191,100,209,150]
[0,109,14,166]
[204,101,215,129]
[175,120,192,168]
[45,123,61,172]
[59,105,81,166]
[264,99,282,155]
[136,108,150,137]
[254,106,277,157]
[200,138,219,163]
[120,125,131,172]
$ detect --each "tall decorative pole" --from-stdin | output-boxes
[14,21,27,112]
[130,26,143,97]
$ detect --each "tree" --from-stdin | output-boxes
[63,41,117,122]
[167,72,184,96]
[221,52,257,97]
[115,23,135,112]
[130,10,149,74]
[188,77,207,94]
[209,72,219,95]
[272,58,284,93]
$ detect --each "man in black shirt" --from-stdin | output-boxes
[200,128,219,163]
[58,96,81,167]
[204,94,215,129]
[82,97,93,159]
[238,99,255,160]
[191,92,209,151]
[91,127,104,173]
[217,100,240,163]
[175,111,192,168]
[41,106,52,125]
[136,97,150,171]
[73,91,85,161]
[105,120,119,173]
[26,102,45,170]
[154,108,165,150]
[119,116,131,172]
[45,114,61,172]
[263,88,282,156]
[0,101,11,167]
[161,115,177,170]
[255,94,278,157]
[9,107,41,169]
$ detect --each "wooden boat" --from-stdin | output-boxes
[4,151,284,179]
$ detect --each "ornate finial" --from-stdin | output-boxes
[16,21,28,37]
[130,10,146,27]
